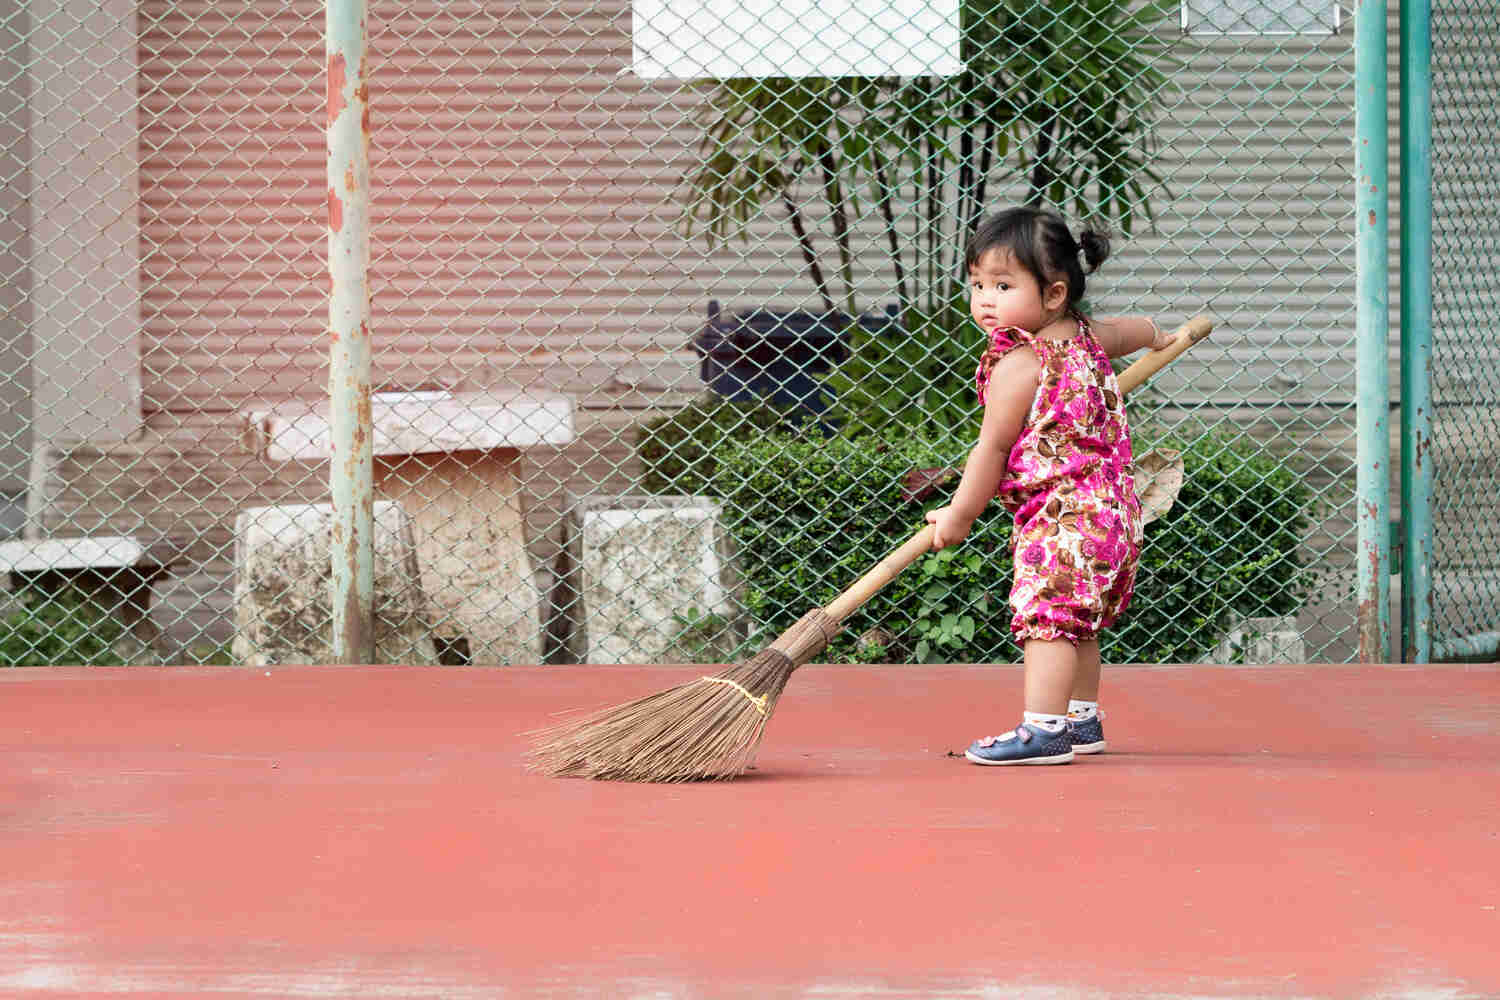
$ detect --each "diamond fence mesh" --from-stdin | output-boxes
[0,0,1476,666]
[1428,0,1500,659]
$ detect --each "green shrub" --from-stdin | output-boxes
[0,585,129,666]
[711,430,1316,664]
[1129,432,1319,661]
[636,394,818,496]
[818,297,981,442]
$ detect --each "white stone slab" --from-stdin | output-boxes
[244,390,574,461]
[0,536,148,573]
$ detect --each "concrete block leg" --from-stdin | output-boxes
[232,501,439,666]
[1212,614,1307,665]
[565,494,742,665]
[375,451,543,665]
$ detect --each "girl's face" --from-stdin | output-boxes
[967,248,1068,334]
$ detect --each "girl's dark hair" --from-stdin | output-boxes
[964,206,1110,308]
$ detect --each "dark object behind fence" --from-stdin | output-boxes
[693,301,900,416]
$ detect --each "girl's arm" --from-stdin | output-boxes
[926,347,1040,549]
[1088,315,1174,359]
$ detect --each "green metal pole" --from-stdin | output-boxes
[327,0,374,663]
[1355,0,1391,662]
[1399,0,1433,663]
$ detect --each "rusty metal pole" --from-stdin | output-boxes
[326,0,374,664]
[1354,0,1391,663]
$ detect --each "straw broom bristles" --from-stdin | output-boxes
[526,609,837,782]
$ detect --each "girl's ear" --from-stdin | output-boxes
[1043,279,1069,312]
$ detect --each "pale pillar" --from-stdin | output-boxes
[23,0,142,446]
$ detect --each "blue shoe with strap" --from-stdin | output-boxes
[1066,711,1107,755]
[964,721,1075,766]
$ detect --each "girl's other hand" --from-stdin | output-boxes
[926,506,973,550]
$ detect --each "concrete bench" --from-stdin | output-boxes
[244,390,575,664]
[0,536,183,646]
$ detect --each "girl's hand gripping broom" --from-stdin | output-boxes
[528,314,1215,782]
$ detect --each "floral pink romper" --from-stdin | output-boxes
[975,314,1144,646]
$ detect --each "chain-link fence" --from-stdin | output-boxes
[1428,0,1500,661]
[0,0,1484,666]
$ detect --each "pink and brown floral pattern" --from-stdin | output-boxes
[975,315,1143,645]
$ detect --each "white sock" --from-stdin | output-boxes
[1023,711,1067,733]
[1067,699,1099,722]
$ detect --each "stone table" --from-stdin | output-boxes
[245,391,574,664]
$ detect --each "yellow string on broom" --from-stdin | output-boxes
[698,675,768,715]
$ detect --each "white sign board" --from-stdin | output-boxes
[632,0,963,79]
[1181,0,1341,34]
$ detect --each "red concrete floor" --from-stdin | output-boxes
[1,663,1497,999]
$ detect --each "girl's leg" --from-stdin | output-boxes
[1065,639,1107,753]
[966,634,1079,765]
[966,636,1079,765]
[1071,639,1102,702]
[1022,638,1079,716]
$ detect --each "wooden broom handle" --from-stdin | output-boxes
[1116,313,1214,396]
[821,314,1214,626]
[822,526,939,625]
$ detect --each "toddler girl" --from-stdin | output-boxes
[925,205,1173,765]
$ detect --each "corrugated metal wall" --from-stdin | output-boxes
[137,0,1378,415]
[1097,31,1361,407]
[139,0,712,410]
[139,0,325,411]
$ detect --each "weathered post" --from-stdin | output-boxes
[1355,0,1391,663]
[326,0,374,663]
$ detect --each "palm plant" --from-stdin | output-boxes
[681,0,1179,436]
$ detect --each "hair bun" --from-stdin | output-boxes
[1077,227,1111,274]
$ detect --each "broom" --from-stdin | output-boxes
[528,314,1215,782]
